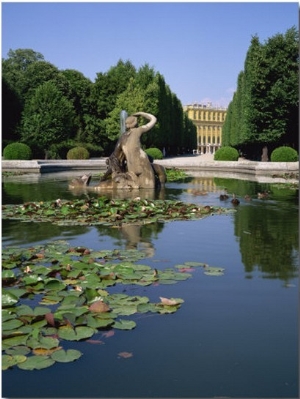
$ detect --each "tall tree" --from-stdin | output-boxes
[2,77,23,146]
[92,59,136,120]
[60,69,93,143]
[21,81,76,158]
[2,49,45,101]
[224,27,298,156]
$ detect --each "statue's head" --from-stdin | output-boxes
[125,116,138,129]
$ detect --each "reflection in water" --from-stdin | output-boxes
[2,219,90,246]
[1,173,299,398]
[119,224,155,257]
[68,186,167,200]
[235,202,298,280]
[2,175,299,282]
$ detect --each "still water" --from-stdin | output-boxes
[2,172,299,398]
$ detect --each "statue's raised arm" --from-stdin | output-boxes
[132,112,157,134]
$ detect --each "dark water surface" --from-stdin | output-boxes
[2,172,299,398]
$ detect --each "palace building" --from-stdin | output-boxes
[183,102,227,155]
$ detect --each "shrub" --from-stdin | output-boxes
[3,142,32,160]
[270,146,298,162]
[67,146,90,160]
[145,147,163,160]
[214,146,239,161]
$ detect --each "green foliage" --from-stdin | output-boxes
[2,49,45,101]
[20,81,76,157]
[145,147,163,160]
[165,168,188,182]
[223,27,299,155]
[2,78,22,145]
[2,240,217,370]
[270,146,298,162]
[2,198,234,227]
[67,146,90,160]
[214,146,239,161]
[3,142,32,160]
[3,48,196,157]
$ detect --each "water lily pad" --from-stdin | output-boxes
[86,315,114,329]
[5,346,31,356]
[203,266,225,276]
[2,240,192,371]
[2,198,233,226]
[51,349,82,363]
[2,354,27,370]
[44,278,66,291]
[2,334,29,350]
[2,270,17,279]
[58,326,95,341]
[27,335,60,350]
[184,262,207,267]
[17,355,55,370]
[2,319,24,331]
[2,290,19,307]
[113,319,136,330]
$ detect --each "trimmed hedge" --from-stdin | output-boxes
[67,147,90,160]
[270,146,298,162]
[3,143,32,160]
[145,147,163,160]
[214,146,239,161]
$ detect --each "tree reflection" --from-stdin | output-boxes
[234,203,298,281]
[2,220,90,246]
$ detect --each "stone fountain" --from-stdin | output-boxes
[69,111,166,191]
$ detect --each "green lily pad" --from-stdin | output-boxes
[51,349,82,363]
[17,355,55,370]
[86,315,114,329]
[184,261,207,267]
[2,270,17,279]
[2,198,233,226]
[5,346,31,356]
[44,278,66,291]
[2,319,24,331]
[2,290,19,307]
[2,334,29,350]
[204,266,225,276]
[27,335,60,350]
[113,319,136,330]
[2,240,193,371]
[2,354,27,370]
[58,326,95,341]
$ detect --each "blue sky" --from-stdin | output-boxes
[2,2,298,107]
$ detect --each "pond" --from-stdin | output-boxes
[2,171,299,398]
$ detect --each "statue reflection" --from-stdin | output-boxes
[120,223,155,258]
[68,186,166,200]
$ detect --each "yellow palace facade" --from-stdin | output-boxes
[183,102,227,154]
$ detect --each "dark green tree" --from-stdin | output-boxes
[224,27,298,158]
[2,77,23,146]
[60,69,93,144]
[92,59,136,120]
[2,49,45,102]
[20,81,76,158]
